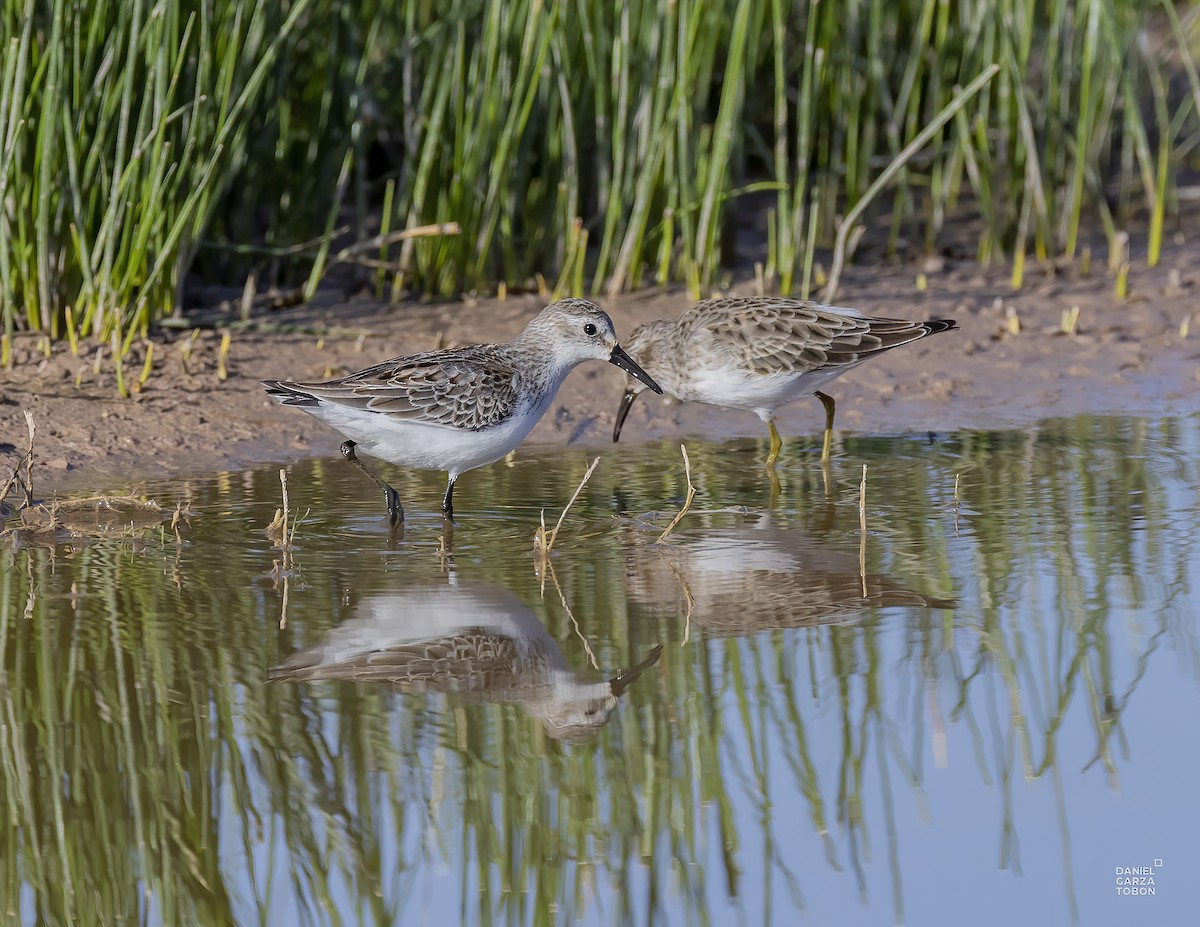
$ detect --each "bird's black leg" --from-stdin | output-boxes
[340,441,403,526]
[441,476,456,522]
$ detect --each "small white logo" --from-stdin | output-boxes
[1114,859,1162,896]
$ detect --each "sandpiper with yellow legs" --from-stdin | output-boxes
[612,296,956,468]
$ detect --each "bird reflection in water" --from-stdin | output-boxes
[627,525,956,636]
[270,583,662,744]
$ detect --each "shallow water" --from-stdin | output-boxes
[3,413,1198,926]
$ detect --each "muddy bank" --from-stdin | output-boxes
[2,243,1197,497]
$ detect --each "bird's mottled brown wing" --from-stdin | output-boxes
[686,297,941,376]
[268,632,529,695]
[278,346,522,431]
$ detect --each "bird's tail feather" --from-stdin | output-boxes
[261,380,320,407]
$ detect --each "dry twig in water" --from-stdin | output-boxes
[656,445,697,544]
[0,411,37,511]
[266,469,307,627]
[534,457,601,561]
[858,464,868,597]
[265,470,293,554]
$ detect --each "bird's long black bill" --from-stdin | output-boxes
[609,644,664,697]
[613,389,638,443]
[608,344,662,395]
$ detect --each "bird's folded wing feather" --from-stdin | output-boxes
[293,348,522,431]
[693,298,933,375]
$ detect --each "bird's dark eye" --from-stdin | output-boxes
[584,323,598,336]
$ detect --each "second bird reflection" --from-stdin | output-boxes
[627,524,956,636]
[270,583,661,744]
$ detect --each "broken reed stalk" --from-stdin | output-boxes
[1005,303,1021,336]
[1109,230,1131,301]
[265,468,298,628]
[216,331,232,381]
[1060,305,1081,335]
[1,411,38,510]
[266,468,303,569]
[858,463,868,598]
[278,468,290,558]
[138,343,155,387]
[534,456,600,558]
[656,445,697,544]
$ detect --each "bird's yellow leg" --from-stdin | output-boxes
[766,419,783,467]
[816,391,836,464]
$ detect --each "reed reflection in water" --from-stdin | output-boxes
[1,413,1197,926]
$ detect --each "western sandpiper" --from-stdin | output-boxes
[612,297,957,464]
[268,583,663,744]
[263,298,661,523]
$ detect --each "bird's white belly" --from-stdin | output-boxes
[308,401,545,478]
[685,365,849,417]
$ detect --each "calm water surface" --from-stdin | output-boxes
[3,414,1198,926]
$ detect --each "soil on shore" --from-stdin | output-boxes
[2,236,1197,498]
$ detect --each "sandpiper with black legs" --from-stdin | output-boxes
[264,298,662,524]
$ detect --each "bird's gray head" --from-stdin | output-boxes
[612,319,676,442]
[519,298,662,394]
[535,643,663,745]
[539,690,620,745]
